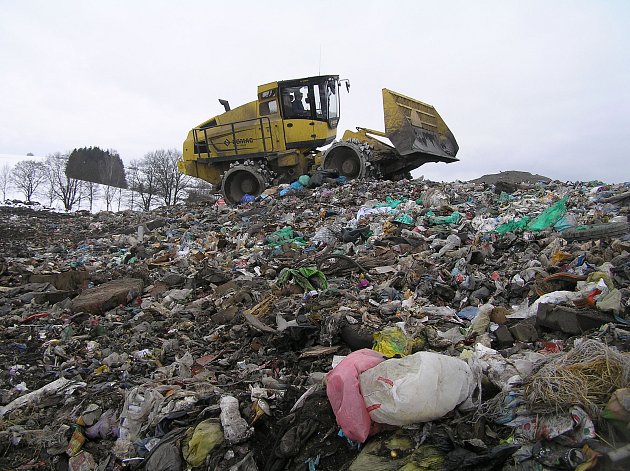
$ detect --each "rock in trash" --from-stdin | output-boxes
[29,269,89,291]
[509,318,539,342]
[68,451,97,471]
[536,303,615,335]
[71,277,144,314]
[494,325,515,347]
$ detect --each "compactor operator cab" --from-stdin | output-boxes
[279,76,340,127]
[276,75,342,151]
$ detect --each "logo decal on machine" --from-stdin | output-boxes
[224,138,254,146]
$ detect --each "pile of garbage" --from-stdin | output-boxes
[1,175,629,470]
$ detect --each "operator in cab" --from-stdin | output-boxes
[291,90,306,115]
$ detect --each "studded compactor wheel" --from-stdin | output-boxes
[221,162,269,205]
[322,140,370,180]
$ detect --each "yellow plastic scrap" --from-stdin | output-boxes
[251,398,271,425]
[182,419,224,467]
[66,428,86,456]
[386,436,413,450]
[373,326,412,358]
[586,271,614,290]
[550,250,572,266]
[93,365,110,375]
[383,221,398,235]
[576,444,602,471]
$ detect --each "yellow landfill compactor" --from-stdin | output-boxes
[178,75,459,204]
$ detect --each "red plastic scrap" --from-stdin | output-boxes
[17,461,47,470]
[20,312,49,322]
[585,288,602,306]
[540,340,563,354]
[196,353,221,366]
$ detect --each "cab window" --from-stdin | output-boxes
[282,85,311,119]
[259,99,278,116]
[312,84,323,118]
[326,79,339,120]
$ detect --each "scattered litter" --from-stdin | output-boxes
[1,175,629,469]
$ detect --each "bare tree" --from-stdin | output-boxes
[116,187,123,212]
[44,179,57,207]
[83,181,100,212]
[45,153,83,210]
[0,164,12,200]
[11,160,46,202]
[126,166,139,210]
[128,158,157,211]
[149,149,191,206]
[103,185,116,211]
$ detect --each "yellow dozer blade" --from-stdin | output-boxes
[382,88,458,163]
[325,89,459,180]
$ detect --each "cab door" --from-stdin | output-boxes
[257,89,282,153]
[282,85,318,149]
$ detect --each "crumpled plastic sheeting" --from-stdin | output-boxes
[508,291,582,319]
[0,378,86,417]
[113,386,165,458]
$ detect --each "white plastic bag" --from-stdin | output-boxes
[507,290,581,319]
[359,351,475,426]
[113,386,164,458]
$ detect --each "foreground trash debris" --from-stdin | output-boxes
[1,173,629,469]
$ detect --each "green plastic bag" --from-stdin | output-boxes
[527,196,568,231]
[428,211,462,225]
[349,433,444,471]
[265,226,306,247]
[394,213,414,225]
[277,267,328,292]
[376,196,406,209]
[495,216,531,234]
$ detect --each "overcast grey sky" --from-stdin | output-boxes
[1,0,628,183]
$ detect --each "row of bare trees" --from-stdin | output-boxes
[128,149,191,211]
[1,148,193,212]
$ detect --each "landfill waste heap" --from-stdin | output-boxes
[0,174,630,471]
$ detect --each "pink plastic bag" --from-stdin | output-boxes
[326,349,385,443]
